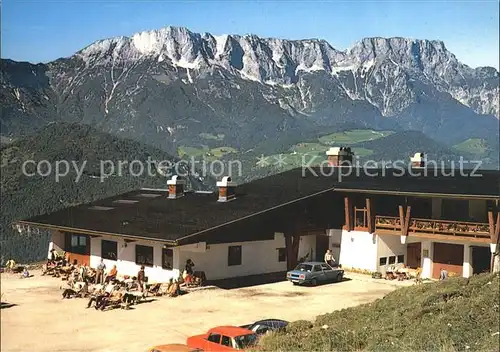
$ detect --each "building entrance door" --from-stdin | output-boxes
[406,242,421,269]
[315,235,329,262]
[472,246,491,274]
[432,243,464,279]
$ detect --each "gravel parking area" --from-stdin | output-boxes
[1,271,398,352]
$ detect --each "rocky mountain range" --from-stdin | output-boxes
[1,26,499,155]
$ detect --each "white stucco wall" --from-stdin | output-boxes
[89,235,179,283]
[463,243,472,277]
[377,235,406,268]
[48,231,65,258]
[339,230,377,272]
[176,234,317,281]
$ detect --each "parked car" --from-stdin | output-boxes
[240,319,288,335]
[286,261,344,286]
[187,326,258,351]
[147,343,203,352]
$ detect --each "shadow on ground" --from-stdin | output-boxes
[206,273,352,289]
[1,302,17,309]
[206,271,287,289]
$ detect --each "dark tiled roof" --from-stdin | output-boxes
[20,167,499,243]
[333,168,499,198]
[21,168,338,242]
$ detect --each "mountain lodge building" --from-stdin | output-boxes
[15,149,500,283]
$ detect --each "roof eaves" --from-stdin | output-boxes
[15,221,178,245]
[334,188,500,200]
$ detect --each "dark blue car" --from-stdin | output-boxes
[240,319,289,335]
[286,261,344,286]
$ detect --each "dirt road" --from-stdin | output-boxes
[1,271,398,352]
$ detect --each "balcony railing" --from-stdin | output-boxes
[375,216,491,240]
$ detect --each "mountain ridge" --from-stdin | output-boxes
[70,26,499,118]
[1,25,498,162]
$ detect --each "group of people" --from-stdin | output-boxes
[55,258,193,311]
[41,248,201,311]
[3,259,31,278]
[48,249,69,266]
[181,259,206,287]
[95,259,119,284]
[85,281,143,310]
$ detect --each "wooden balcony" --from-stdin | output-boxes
[375,215,491,242]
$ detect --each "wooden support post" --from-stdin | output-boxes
[284,233,301,271]
[399,205,412,237]
[495,212,500,244]
[399,205,405,232]
[404,206,412,236]
[366,198,373,234]
[291,233,300,270]
[488,210,500,244]
[285,234,292,271]
[488,209,499,272]
[344,196,352,232]
[488,210,495,244]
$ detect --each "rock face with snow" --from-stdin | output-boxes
[1,26,498,152]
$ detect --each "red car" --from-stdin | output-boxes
[186,326,259,351]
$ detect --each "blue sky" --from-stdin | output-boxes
[2,0,499,69]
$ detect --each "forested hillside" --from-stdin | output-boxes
[1,123,213,263]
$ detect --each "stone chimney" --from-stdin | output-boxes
[216,176,237,202]
[410,152,426,168]
[326,146,354,166]
[167,175,186,199]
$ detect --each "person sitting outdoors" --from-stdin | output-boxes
[183,271,194,285]
[167,280,181,297]
[62,281,88,299]
[87,282,115,309]
[5,259,16,272]
[61,279,76,299]
[185,259,195,276]
[86,268,96,284]
[20,267,30,279]
[105,265,118,283]
[121,289,137,309]
[78,264,88,282]
[159,280,171,295]
[48,249,57,264]
[96,284,122,311]
[324,249,336,268]
[61,252,70,266]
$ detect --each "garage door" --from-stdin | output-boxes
[432,243,464,279]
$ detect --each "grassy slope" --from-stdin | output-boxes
[318,130,394,145]
[260,273,500,352]
[452,137,500,166]
[352,131,470,163]
[177,129,478,171]
[453,138,488,155]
